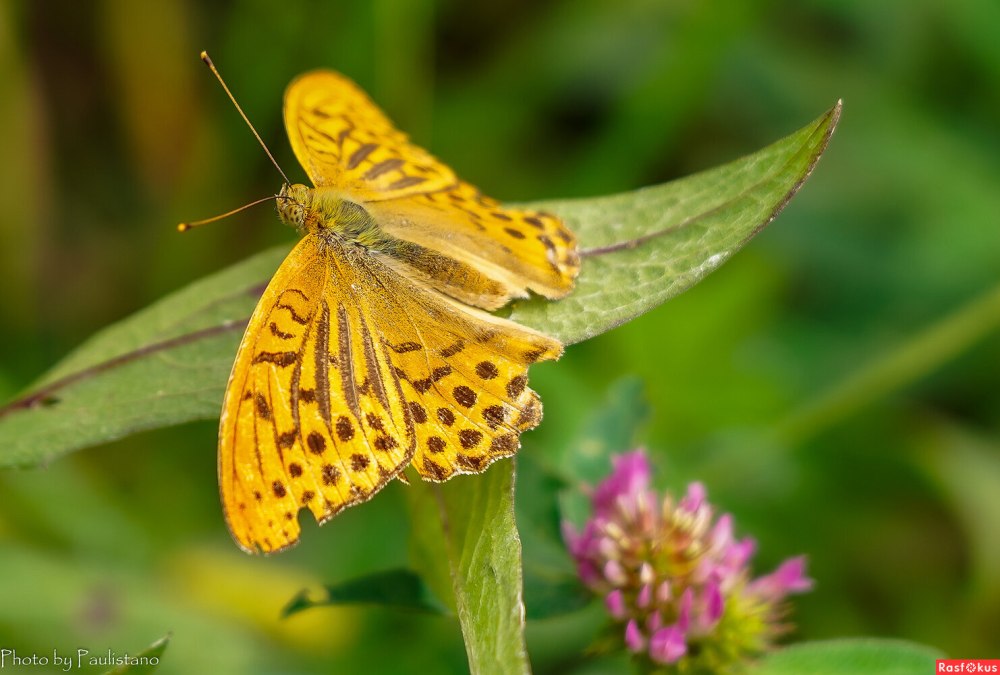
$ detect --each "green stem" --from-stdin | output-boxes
[774,281,1000,446]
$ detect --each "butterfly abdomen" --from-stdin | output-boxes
[379,239,523,310]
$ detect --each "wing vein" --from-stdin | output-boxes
[314,299,333,431]
[336,302,363,422]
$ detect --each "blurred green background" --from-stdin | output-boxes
[1,0,998,672]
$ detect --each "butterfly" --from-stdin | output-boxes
[216,69,580,553]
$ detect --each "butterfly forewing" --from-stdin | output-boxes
[219,237,415,554]
[283,71,457,200]
[283,71,581,308]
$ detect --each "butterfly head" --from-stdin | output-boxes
[277,183,314,230]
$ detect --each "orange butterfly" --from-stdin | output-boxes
[210,64,579,553]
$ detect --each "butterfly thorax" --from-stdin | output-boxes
[277,183,387,249]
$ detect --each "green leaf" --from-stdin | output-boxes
[282,568,447,616]
[0,249,281,468]
[551,377,652,535]
[515,454,592,621]
[0,102,840,469]
[749,638,945,675]
[513,375,655,622]
[508,101,841,344]
[521,570,591,621]
[102,634,170,674]
[554,376,651,485]
[404,459,529,675]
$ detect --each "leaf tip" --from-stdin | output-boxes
[830,98,844,128]
[281,588,313,618]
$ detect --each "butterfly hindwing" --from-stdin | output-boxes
[369,182,580,306]
[349,249,562,482]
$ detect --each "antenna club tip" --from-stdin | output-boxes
[177,222,191,232]
[200,51,212,66]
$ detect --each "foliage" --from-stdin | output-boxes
[2,1,999,673]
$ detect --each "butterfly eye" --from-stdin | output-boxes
[277,201,305,227]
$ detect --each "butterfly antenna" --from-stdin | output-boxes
[200,50,291,185]
[178,195,283,232]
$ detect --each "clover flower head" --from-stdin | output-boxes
[563,449,812,671]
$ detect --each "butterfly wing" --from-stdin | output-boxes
[362,249,562,482]
[220,233,560,553]
[368,182,580,304]
[219,235,415,554]
[283,71,580,308]
[283,70,457,200]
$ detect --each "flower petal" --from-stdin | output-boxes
[637,583,652,609]
[576,560,600,586]
[604,559,628,586]
[748,556,813,600]
[677,587,693,631]
[605,590,627,620]
[593,450,652,517]
[625,619,646,652]
[697,580,724,633]
[649,626,687,664]
[679,481,706,513]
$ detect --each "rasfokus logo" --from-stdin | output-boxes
[937,660,1000,673]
